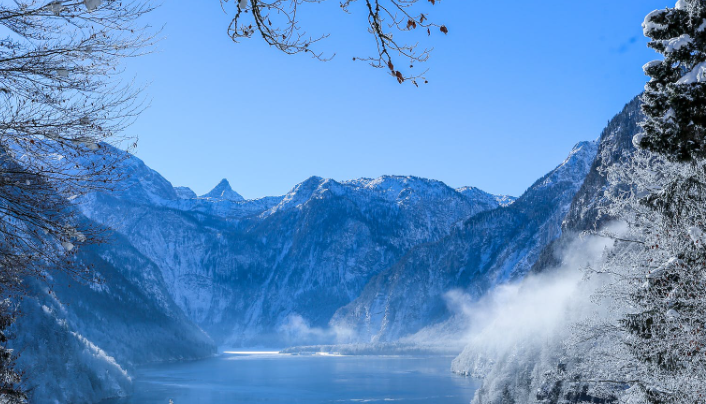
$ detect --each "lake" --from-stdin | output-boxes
[109,352,479,404]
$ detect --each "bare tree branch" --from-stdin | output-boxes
[0,1,156,400]
[220,0,446,85]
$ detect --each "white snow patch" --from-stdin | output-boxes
[643,9,668,36]
[642,60,662,73]
[678,61,706,84]
[663,34,693,52]
[688,226,706,246]
[632,132,646,148]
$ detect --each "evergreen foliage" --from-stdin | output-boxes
[586,2,706,402]
[640,0,706,161]
[597,1,706,402]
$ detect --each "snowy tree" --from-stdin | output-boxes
[576,149,706,404]
[0,0,154,400]
[639,0,706,161]
[220,0,447,85]
[549,3,706,403]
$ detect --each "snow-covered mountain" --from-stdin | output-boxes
[535,96,641,271]
[456,186,517,208]
[200,178,245,201]
[64,129,600,351]
[72,133,596,349]
[450,97,643,404]
[330,140,597,342]
[13,222,216,404]
[79,166,511,345]
[14,109,607,402]
[175,186,197,199]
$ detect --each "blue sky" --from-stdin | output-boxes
[125,0,668,199]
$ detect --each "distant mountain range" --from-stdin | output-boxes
[79,168,522,346]
[13,98,625,402]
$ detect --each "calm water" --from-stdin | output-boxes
[109,352,479,404]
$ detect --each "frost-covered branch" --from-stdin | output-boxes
[577,148,706,404]
[0,0,155,289]
[0,1,155,400]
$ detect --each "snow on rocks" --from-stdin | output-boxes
[82,142,99,151]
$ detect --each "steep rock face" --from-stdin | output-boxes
[531,96,641,273]
[80,164,506,344]
[452,98,644,404]
[330,141,598,342]
[115,150,179,203]
[13,226,216,404]
[562,97,640,232]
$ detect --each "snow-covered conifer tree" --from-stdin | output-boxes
[576,2,706,402]
[589,150,706,403]
[639,0,706,161]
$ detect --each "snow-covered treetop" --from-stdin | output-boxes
[639,0,706,160]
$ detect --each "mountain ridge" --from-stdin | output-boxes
[329,140,598,342]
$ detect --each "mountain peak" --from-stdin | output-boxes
[174,186,197,200]
[201,178,244,201]
[456,186,517,209]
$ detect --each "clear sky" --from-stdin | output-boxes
[124,0,669,199]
